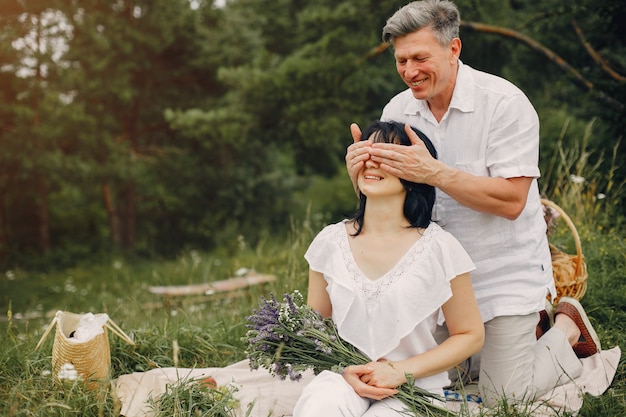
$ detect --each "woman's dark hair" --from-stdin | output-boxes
[350,120,437,236]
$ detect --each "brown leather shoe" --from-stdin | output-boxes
[536,300,554,339]
[536,310,550,339]
[555,297,601,358]
[535,299,554,340]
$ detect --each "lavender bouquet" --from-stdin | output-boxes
[244,290,454,416]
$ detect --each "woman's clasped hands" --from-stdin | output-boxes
[342,359,407,400]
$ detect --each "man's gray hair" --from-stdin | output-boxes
[382,0,460,46]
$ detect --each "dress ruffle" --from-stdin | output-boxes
[305,222,475,360]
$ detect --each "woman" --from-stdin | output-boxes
[293,121,484,417]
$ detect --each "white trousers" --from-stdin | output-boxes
[293,370,410,417]
[479,313,583,407]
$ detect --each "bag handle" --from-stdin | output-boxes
[541,198,584,279]
[35,311,135,349]
[105,318,135,346]
[35,310,61,351]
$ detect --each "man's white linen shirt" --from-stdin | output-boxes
[381,60,555,323]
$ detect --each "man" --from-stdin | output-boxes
[345,0,601,407]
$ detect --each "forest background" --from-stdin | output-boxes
[0,0,625,269]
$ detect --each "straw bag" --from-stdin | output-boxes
[541,199,588,305]
[36,310,134,389]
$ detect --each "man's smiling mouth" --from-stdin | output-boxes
[410,78,427,87]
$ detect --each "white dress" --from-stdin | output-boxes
[294,221,475,417]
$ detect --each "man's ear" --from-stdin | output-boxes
[450,37,462,62]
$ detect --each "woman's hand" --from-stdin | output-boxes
[342,364,398,400]
[359,360,408,389]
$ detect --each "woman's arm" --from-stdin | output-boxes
[361,272,484,389]
[306,269,332,319]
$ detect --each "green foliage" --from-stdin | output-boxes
[456,0,626,210]
[540,119,625,231]
[149,376,241,417]
[3,378,117,417]
[1,0,625,275]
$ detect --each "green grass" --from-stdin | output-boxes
[149,375,242,417]
[0,214,624,416]
[0,221,316,417]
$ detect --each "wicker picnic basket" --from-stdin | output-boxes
[36,310,134,390]
[541,199,588,305]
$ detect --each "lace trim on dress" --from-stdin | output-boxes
[336,222,438,302]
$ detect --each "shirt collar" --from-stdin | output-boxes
[449,60,474,113]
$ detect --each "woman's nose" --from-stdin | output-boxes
[365,158,379,169]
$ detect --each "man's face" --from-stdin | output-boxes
[393,27,460,104]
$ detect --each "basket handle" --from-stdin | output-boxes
[105,318,135,346]
[35,310,61,351]
[34,311,135,349]
[541,198,584,279]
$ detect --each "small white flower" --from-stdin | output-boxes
[62,363,74,371]
[292,290,304,304]
[6,270,15,280]
[596,193,606,200]
[237,235,246,250]
[569,174,586,184]
[235,267,250,277]
[58,363,79,381]
[225,380,242,391]
[113,260,123,270]
[190,250,201,267]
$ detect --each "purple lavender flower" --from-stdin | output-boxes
[314,339,332,355]
[284,292,299,316]
[287,364,303,382]
[273,362,287,379]
[243,291,453,417]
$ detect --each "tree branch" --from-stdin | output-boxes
[366,42,389,59]
[460,21,623,111]
[571,19,626,82]
[461,21,592,89]
[363,21,624,111]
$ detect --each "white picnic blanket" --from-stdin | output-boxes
[115,346,621,417]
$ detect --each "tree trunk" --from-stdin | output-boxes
[37,176,51,253]
[34,13,51,254]
[102,182,121,246]
[0,190,7,263]
[122,181,137,249]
